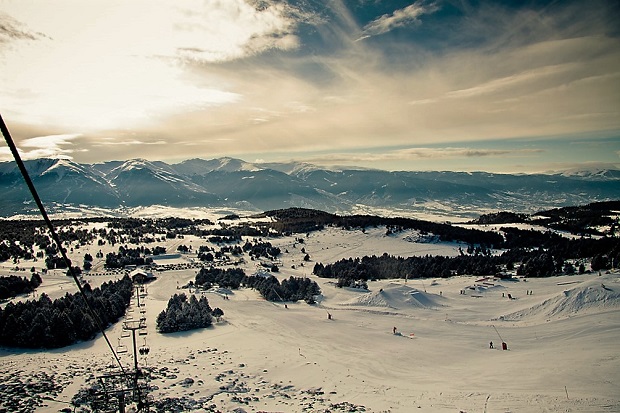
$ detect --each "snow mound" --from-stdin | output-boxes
[502,278,620,322]
[339,283,443,309]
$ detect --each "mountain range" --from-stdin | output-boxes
[0,157,618,219]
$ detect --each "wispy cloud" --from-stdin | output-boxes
[357,1,438,41]
[444,64,574,99]
[396,147,544,159]
[0,134,81,161]
[0,12,46,44]
[94,139,167,147]
[299,147,545,166]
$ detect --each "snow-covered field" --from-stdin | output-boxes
[1,225,619,412]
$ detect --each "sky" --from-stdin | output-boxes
[0,0,619,173]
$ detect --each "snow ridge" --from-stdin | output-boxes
[502,278,620,322]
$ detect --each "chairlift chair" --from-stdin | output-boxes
[116,338,128,354]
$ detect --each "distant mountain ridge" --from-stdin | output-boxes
[0,157,618,218]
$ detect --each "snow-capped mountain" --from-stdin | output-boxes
[0,157,618,218]
[559,168,620,181]
[0,158,120,214]
[101,159,218,207]
[172,157,260,175]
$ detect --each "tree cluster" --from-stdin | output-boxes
[244,274,321,303]
[0,274,42,300]
[195,267,246,289]
[45,253,72,270]
[156,293,220,333]
[104,245,166,269]
[0,275,133,348]
[242,240,281,259]
[193,266,321,303]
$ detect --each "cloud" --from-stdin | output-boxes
[443,64,573,99]
[0,134,81,161]
[298,147,545,166]
[94,139,167,146]
[0,0,618,173]
[0,0,304,133]
[357,1,438,40]
[0,13,46,44]
[173,0,307,63]
[396,147,544,159]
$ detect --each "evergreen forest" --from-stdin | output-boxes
[0,275,133,348]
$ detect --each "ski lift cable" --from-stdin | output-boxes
[492,324,504,343]
[0,114,131,380]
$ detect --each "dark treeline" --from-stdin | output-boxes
[263,208,504,247]
[260,208,336,234]
[156,293,220,334]
[0,273,42,300]
[313,254,504,287]
[500,229,620,264]
[532,200,620,236]
[0,275,133,348]
[313,234,620,287]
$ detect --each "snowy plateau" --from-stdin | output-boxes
[0,203,618,412]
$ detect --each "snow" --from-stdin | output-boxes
[500,278,620,323]
[338,284,445,310]
[0,224,618,412]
